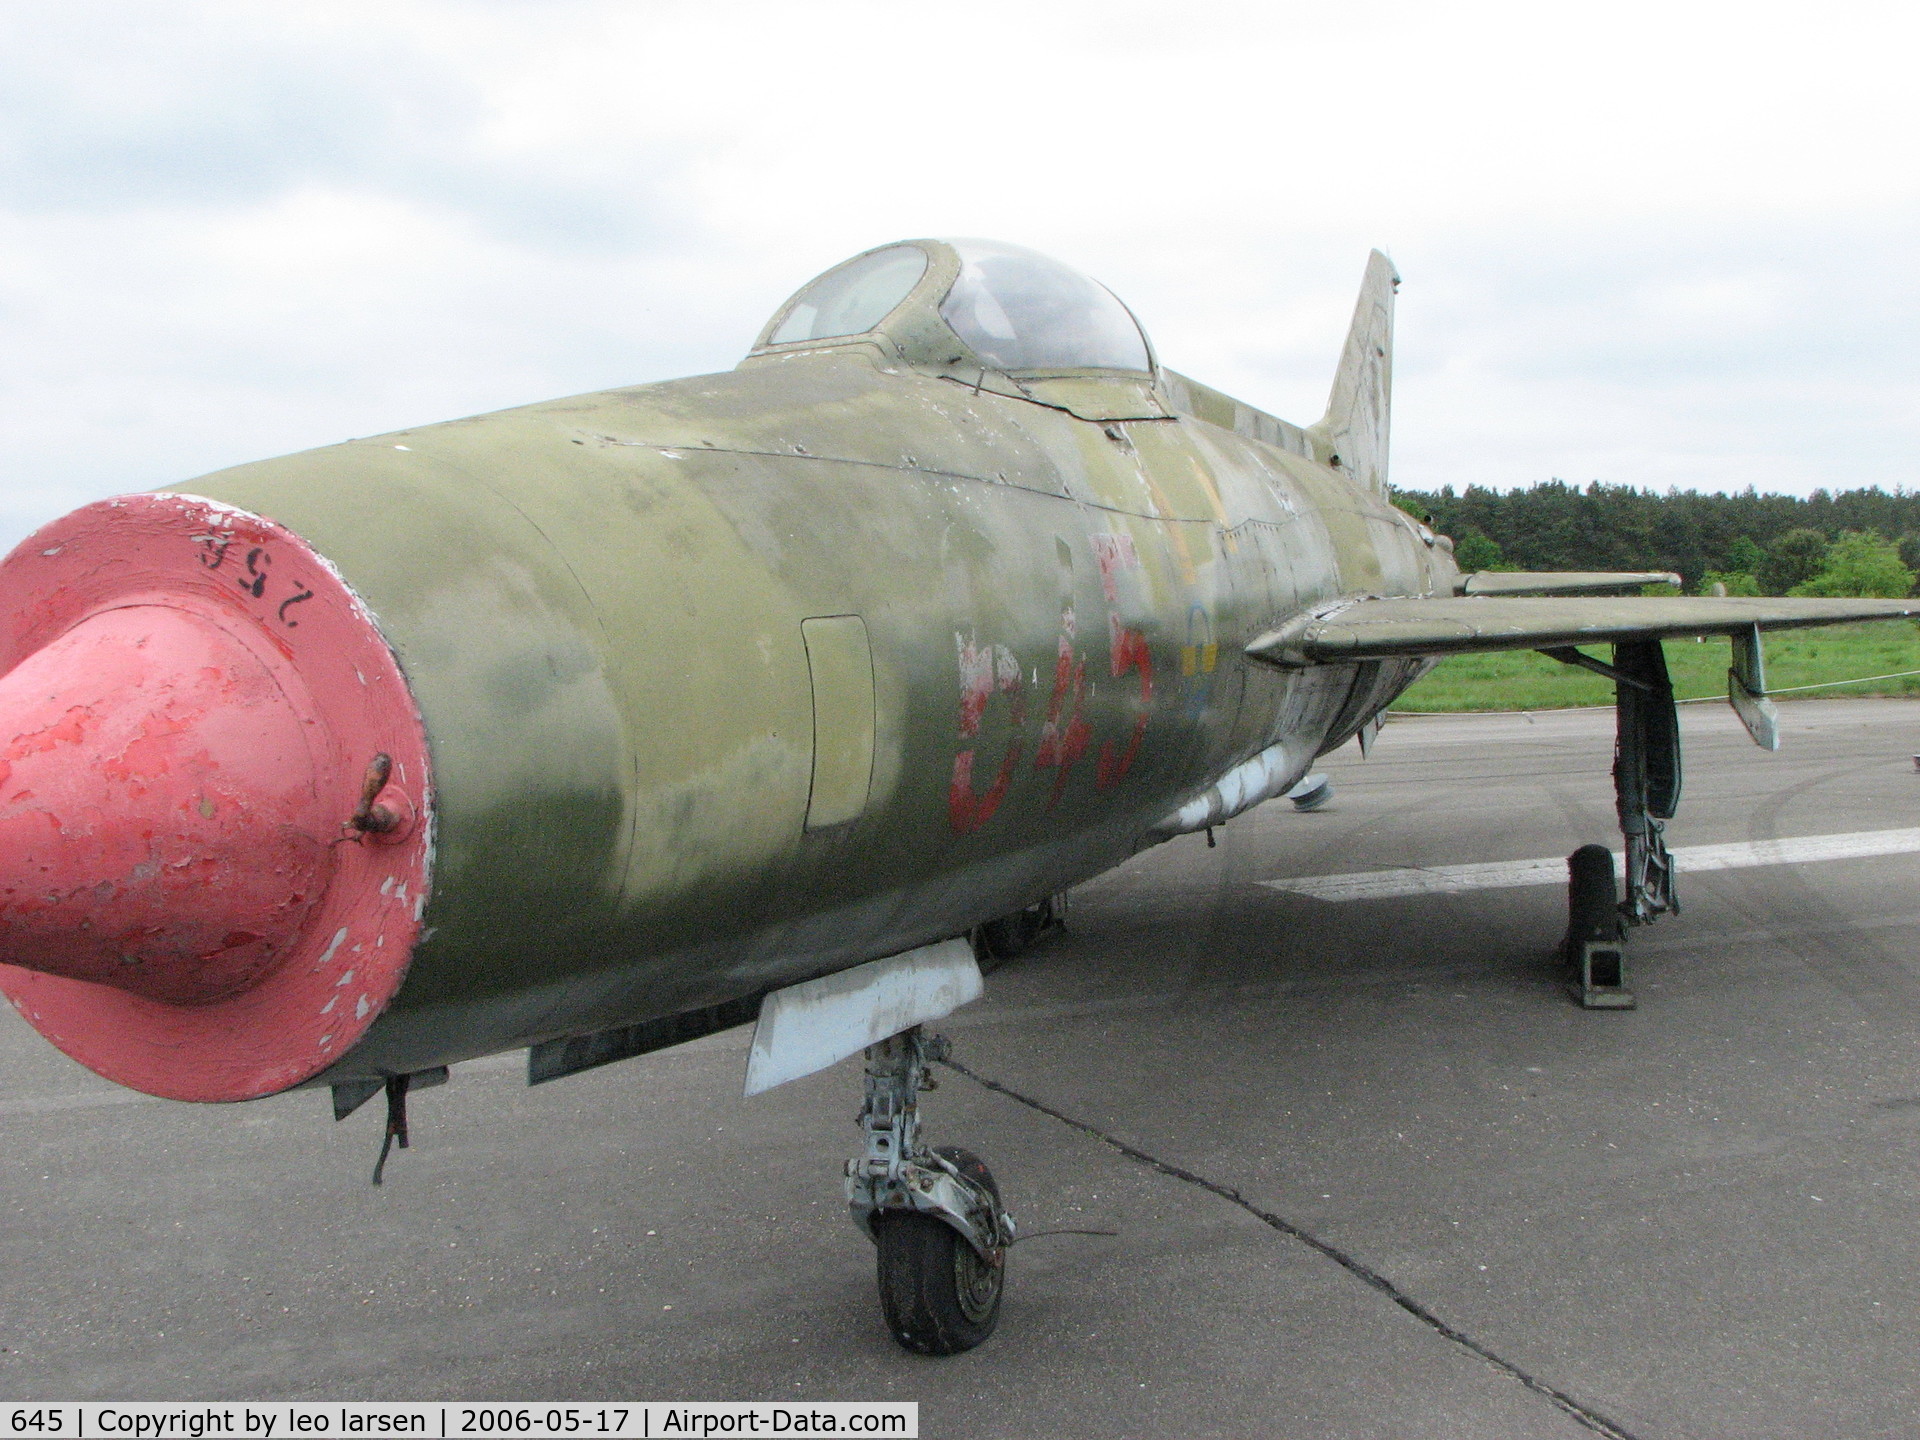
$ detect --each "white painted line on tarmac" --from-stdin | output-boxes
[1263,828,1920,902]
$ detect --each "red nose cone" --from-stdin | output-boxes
[0,495,433,1101]
[0,604,329,1005]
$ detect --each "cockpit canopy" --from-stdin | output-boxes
[756,239,1152,375]
[767,245,930,347]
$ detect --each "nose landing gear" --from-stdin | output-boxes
[846,1026,1014,1354]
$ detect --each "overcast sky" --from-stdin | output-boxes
[1,0,1914,551]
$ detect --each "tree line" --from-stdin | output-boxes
[1391,480,1920,597]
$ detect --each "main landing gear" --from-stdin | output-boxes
[1552,638,1682,1009]
[846,1026,1014,1354]
[972,891,1067,971]
[1564,843,1633,1009]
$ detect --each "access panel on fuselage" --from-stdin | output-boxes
[673,440,1251,938]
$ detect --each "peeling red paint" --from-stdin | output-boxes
[0,494,433,1102]
[8,707,96,757]
[951,634,1025,833]
[0,604,328,1005]
[1090,532,1139,604]
[955,636,994,740]
[1097,621,1153,789]
[1033,606,1092,808]
[948,739,1024,835]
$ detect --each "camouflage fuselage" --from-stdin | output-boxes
[189,346,1454,1082]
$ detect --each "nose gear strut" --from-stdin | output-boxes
[846,1026,1014,1354]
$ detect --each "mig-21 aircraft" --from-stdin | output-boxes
[3,238,1916,1354]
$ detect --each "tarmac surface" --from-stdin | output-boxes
[7,698,1920,1438]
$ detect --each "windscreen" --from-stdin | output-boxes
[940,241,1150,372]
[769,245,929,345]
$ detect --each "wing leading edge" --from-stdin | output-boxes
[1454,570,1680,596]
[1248,595,1920,668]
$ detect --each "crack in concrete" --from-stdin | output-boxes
[944,1056,1641,1440]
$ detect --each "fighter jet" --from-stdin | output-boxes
[3,238,1916,1354]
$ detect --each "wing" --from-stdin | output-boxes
[1248,594,1920,667]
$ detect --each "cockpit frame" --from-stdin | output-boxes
[747,238,1161,396]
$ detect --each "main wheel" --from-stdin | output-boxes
[1564,843,1621,964]
[874,1147,1004,1355]
[975,895,1063,970]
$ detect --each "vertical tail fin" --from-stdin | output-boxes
[1310,250,1398,497]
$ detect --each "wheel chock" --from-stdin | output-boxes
[1572,938,1636,1009]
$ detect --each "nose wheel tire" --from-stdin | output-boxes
[875,1146,1005,1355]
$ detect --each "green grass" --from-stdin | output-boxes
[1395,623,1920,712]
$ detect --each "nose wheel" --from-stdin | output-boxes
[847,1028,1013,1355]
[876,1146,1005,1353]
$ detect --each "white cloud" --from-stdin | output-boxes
[0,0,1916,549]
